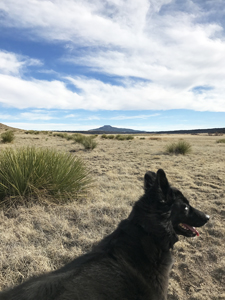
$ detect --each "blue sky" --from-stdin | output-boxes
[0,0,225,131]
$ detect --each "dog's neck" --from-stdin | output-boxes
[128,201,178,251]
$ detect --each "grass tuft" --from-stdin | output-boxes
[115,135,134,141]
[24,130,40,135]
[71,134,97,150]
[165,140,192,155]
[101,134,115,139]
[80,136,97,150]
[0,147,92,205]
[72,133,85,143]
[216,139,225,144]
[1,130,15,143]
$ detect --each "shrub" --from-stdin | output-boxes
[126,135,134,140]
[70,134,97,150]
[0,147,91,205]
[80,136,97,150]
[53,133,68,139]
[101,134,115,139]
[25,130,34,134]
[24,130,40,135]
[1,130,15,143]
[165,140,192,155]
[72,133,85,143]
[66,135,74,141]
[149,137,161,141]
[216,139,225,144]
[115,135,134,141]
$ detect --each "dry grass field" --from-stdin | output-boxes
[0,127,225,299]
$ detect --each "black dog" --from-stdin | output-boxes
[0,169,209,300]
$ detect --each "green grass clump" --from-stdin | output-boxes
[80,136,97,150]
[0,147,91,205]
[72,133,85,143]
[53,133,68,139]
[66,135,74,141]
[216,139,225,144]
[1,130,15,143]
[101,134,115,139]
[24,130,40,135]
[71,134,97,150]
[165,140,192,155]
[115,135,134,141]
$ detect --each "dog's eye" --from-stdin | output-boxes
[184,206,189,212]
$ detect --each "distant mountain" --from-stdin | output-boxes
[59,125,225,135]
[90,125,145,133]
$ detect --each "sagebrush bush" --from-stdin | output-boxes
[165,140,192,155]
[0,147,91,205]
[1,130,15,143]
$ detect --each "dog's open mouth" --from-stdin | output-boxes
[178,223,199,237]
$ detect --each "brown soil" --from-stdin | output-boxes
[0,129,224,299]
[0,123,20,131]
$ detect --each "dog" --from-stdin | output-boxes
[0,169,209,300]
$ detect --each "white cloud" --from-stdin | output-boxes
[0,0,147,47]
[0,71,225,112]
[20,112,56,121]
[0,113,14,119]
[66,76,225,112]
[1,1,225,113]
[109,113,160,120]
[65,114,78,118]
[0,74,83,109]
[0,51,25,75]
[0,50,42,76]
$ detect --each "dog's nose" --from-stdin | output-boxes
[206,214,210,221]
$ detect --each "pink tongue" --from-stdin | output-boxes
[183,224,199,236]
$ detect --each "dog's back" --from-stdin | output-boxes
[0,169,209,300]
[0,219,172,300]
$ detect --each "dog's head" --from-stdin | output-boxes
[143,169,210,239]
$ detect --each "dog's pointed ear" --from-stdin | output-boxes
[156,169,170,196]
[144,171,157,190]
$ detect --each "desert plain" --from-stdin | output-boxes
[0,125,224,299]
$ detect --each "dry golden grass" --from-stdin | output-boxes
[0,130,225,299]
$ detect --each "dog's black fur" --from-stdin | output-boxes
[0,169,209,300]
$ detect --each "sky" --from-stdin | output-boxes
[0,0,225,132]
